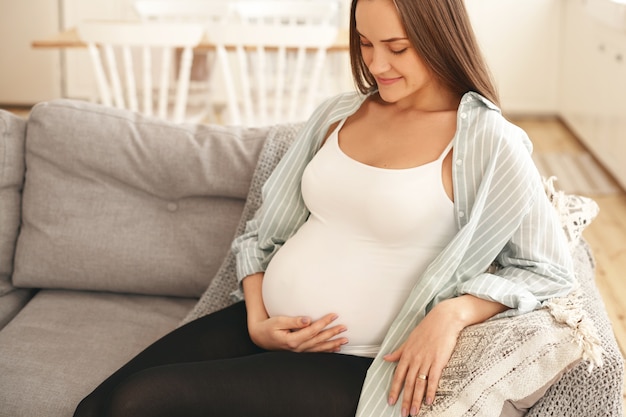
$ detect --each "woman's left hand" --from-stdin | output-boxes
[383,301,463,417]
[384,295,508,417]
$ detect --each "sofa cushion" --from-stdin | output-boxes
[0,289,196,417]
[0,110,26,296]
[12,99,268,297]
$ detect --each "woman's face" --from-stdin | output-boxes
[355,0,437,107]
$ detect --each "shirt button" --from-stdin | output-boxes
[455,159,463,166]
[167,202,178,212]
[459,211,465,218]
[460,112,468,119]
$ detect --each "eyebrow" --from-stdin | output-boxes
[356,30,408,43]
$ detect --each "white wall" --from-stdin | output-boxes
[0,1,62,104]
[61,0,139,100]
[559,0,626,189]
[465,0,562,115]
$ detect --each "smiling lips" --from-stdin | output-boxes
[376,76,402,86]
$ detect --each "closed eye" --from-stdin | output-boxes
[390,48,408,55]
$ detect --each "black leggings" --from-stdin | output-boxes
[73,302,373,417]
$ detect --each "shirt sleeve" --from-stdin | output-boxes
[433,115,576,314]
[456,182,576,314]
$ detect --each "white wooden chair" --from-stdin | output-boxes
[77,21,204,123]
[205,22,339,126]
[231,0,340,26]
[132,0,235,23]
[132,1,239,123]
[214,0,339,124]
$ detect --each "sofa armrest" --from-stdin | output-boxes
[527,240,625,416]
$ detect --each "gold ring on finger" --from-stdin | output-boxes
[417,374,428,380]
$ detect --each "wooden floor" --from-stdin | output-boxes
[2,105,625,411]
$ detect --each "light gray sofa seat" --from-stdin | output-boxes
[0,99,623,417]
[0,290,195,416]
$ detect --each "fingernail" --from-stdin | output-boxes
[388,396,395,406]
[410,405,418,416]
[301,317,310,325]
[401,408,408,417]
[426,396,433,405]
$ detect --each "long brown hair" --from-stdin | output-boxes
[350,0,500,107]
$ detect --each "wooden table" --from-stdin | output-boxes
[32,27,350,52]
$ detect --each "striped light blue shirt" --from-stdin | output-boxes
[232,91,575,416]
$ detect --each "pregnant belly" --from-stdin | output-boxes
[262,221,430,356]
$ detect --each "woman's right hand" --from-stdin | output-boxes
[242,272,348,352]
[248,313,348,352]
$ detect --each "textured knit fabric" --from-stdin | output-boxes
[412,284,591,417]
[525,241,624,417]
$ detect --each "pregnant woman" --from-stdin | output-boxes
[74,0,575,416]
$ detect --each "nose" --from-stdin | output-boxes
[367,47,391,75]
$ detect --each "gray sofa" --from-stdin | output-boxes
[0,99,623,417]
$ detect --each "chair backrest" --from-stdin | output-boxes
[77,20,204,123]
[206,22,338,126]
[133,0,236,23]
[231,0,340,26]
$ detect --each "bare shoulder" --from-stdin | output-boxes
[341,95,380,131]
[321,121,340,146]
[322,95,377,145]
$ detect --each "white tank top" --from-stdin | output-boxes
[262,118,457,357]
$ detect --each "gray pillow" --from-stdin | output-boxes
[13,99,269,297]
